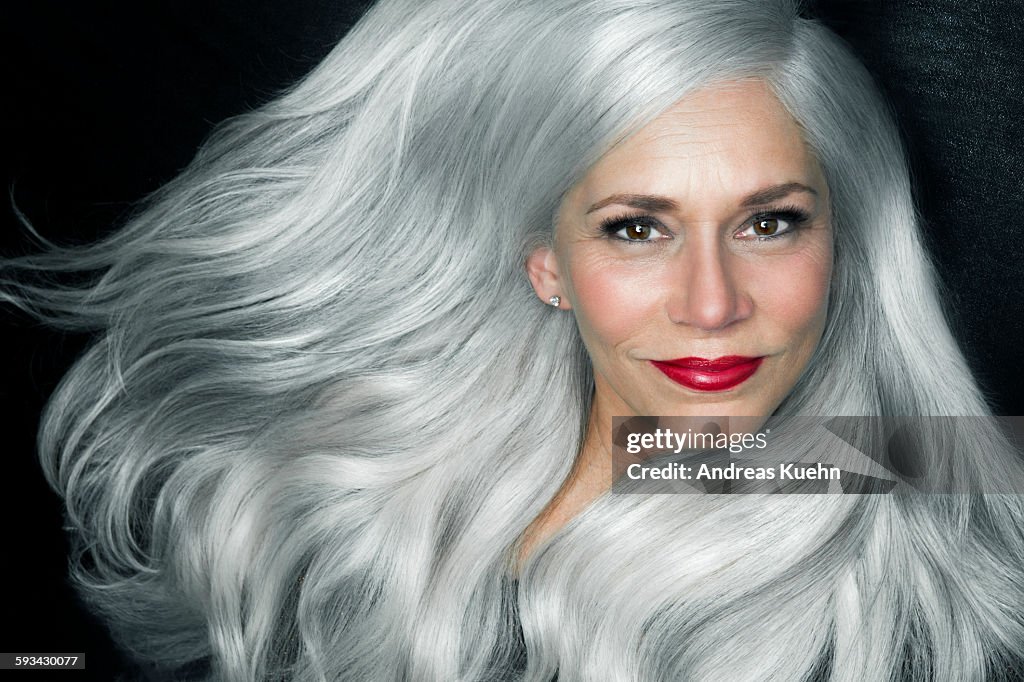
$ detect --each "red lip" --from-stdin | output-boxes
[650,356,764,392]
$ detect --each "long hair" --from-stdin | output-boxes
[4,0,1024,679]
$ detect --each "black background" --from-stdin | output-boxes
[3,1,1021,677]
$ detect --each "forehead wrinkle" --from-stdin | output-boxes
[631,120,741,151]
[565,79,831,225]
[605,134,731,178]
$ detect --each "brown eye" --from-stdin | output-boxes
[602,217,668,243]
[624,224,652,240]
[753,218,779,236]
[735,210,807,241]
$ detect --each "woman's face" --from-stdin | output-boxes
[528,79,832,420]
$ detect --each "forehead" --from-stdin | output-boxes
[569,79,823,207]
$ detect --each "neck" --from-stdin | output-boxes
[517,396,614,569]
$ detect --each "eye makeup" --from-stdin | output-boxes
[736,204,812,241]
[598,213,669,243]
[596,204,814,244]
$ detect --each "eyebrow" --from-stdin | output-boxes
[584,182,819,214]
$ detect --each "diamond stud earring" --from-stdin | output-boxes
[548,295,561,307]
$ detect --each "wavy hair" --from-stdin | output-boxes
[4,0,1024,679]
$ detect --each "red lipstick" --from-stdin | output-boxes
[650,356,764,392]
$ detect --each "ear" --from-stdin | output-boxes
[525,246,569,309]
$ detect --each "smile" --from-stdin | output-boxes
[650,356,764,392]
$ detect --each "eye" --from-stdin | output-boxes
[752,218,784,236]
[734,208,810,241]
[618,223,666,241]
[600,215,670,243]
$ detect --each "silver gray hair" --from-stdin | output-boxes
[4,0,1024,679]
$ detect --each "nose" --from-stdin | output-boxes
[664,236,753,331]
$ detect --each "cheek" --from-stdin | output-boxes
[743,245,832,343]
[565,252,661,353]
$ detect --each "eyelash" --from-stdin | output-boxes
[598,205,812,244]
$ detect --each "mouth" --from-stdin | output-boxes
[649,356,764,392]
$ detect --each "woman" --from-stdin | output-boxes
[4,0,1024,679]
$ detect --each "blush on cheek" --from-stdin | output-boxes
[754,253,832,341]
[567,258,660,347]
